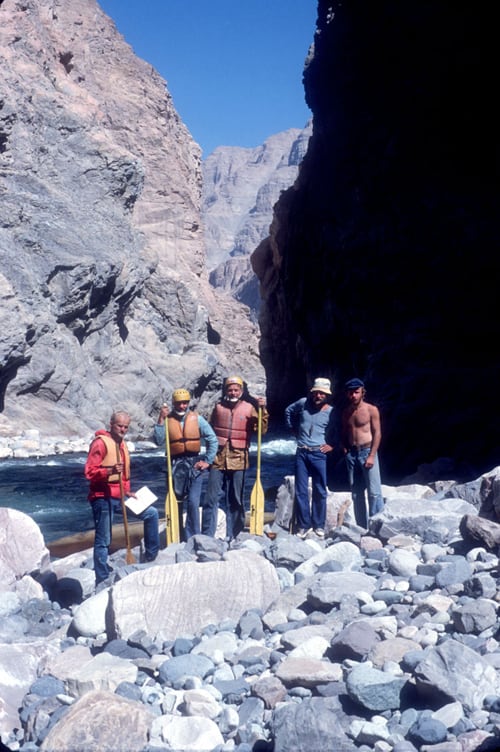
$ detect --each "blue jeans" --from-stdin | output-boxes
[203,468,245,539]
[345,447,384,528]
[183,466,209,539]
[294,448,327,530]
[91,497,159,584]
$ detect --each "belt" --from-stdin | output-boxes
[349,443,371,451]
[298,445,322,451]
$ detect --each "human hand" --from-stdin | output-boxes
[110,462,124,476]
[320,444,333,454]
[364,456,375,469]
[194,460,209,471]
[158,403,169,423]
[256,396,266,408]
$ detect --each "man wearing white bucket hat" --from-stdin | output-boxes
[285,377,337,539]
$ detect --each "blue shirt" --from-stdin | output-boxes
[153,413,218,464]
[285,397,337,448]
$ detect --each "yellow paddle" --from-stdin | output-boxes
[116,441,136,564]
[249,406,264,535]
[164,416,180,545]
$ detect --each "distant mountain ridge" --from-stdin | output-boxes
[202,123,312,315]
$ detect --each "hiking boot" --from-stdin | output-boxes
[296,528,311,539]
[314,528,325,539]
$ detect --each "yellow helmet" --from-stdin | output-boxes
[172,388,191,402]
[225,375,243,387]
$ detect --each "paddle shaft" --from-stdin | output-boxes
[116,441,136,564]
[164,417,180,544]
[249,406,264,535]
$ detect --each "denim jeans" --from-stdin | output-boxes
[91,497,159,584]
[345,447,384,528]
[294,448,327,530]
[183,466,208,539]
[203,468,245,539]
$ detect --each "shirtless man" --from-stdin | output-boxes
[341,378,384,528]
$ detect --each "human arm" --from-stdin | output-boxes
[340,409,350,454]
[249,397,268,435]
[153,404,169,446]
[365,405,382,469]
[259,400,269,436]
[284,399,303,435]
[197,416,218,469]
[153,422,166,446]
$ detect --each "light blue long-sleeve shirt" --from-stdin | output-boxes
[153,413,218,464]
[285,397,337,448]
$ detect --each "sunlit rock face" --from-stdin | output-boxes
[202,124,312,318]
[0,0,263,441]
[253,0,499,479]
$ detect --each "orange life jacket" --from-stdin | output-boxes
[212,400,253,450]
[167,412,201,456]
[91,432,130,482]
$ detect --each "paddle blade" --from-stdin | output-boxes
[165,489,180,545]
[249,480,265,536]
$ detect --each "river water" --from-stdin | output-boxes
[0,433,297,543]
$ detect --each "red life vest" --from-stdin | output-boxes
[167,412,201,456]
[212,400,253,450]
[91,432,131,482]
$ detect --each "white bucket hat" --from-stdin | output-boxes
[310,377,332,395]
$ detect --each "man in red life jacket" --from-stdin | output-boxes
[204,375,268,539]
[84,410,159,584]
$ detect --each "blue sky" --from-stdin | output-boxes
[98,0,317,157]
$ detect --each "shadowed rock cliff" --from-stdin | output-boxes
[0,0,264,442]
[253,0,499,480]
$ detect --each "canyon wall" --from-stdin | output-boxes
[0,0,264,442]
[202,124,312,317]
[253,0,499,480]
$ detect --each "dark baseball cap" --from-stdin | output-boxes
[345,377,365,390]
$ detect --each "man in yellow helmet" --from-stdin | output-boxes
[205,375,268,539]
[154,388,217,540]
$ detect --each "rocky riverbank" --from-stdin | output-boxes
[0,429,157,460]
[0,430,92,459]
[2,469,500,751]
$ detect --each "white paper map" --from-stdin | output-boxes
[124,486,158,515]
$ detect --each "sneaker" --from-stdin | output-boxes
[314,528,325,539]
[296,528,311,539]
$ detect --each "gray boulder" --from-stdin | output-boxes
[346,663,408,712]
[108,551,280,641]
[39,689,154,752]
[0,508,50,585]
[373,497,477,544]
[414,639,500,712]
[272,696,355,752]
